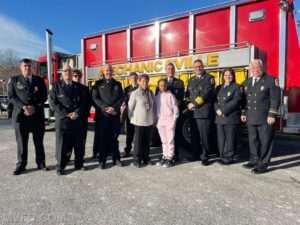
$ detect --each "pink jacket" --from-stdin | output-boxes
[154,90,179,124]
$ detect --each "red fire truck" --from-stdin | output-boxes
[37,0,299,144]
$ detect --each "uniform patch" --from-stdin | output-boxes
[227,92,231,96]
[34,86,38,91]
[16,82,26,89]
[260,86,265,91]
[210,78,215,85]
[245,86,248,91]
[275,78,279,86]
[195,96,204,105]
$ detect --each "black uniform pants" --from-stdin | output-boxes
[56,128,84,170]
[14,122,45,168]
[248,124,275,166]
[133,125,152,163]
[96,116,121,163]
[217,124,238,162]
[124,116,135,153]
[190,118,212,161]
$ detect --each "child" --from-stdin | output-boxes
[154,79,179,167]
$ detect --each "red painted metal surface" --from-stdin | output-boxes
[195,8,230,51]
[84,36,102,67]
[131,25,156,61]
[160,17,189,57]
[237,0,279,76]
[286,0,300,112]
[106,31,127,64]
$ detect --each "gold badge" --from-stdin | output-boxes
[261,86,265,91]
[245,86,248,91]
[34,86,38,91]
[275,78,279,86]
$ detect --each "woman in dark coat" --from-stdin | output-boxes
[214,68,242,165]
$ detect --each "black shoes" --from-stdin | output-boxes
[243,162,257,169]
[162,159,173,168]
[113,160,123,167]
[218,159,233,165]
[98,162,106,170]
[56,170,65,175]
[74,166,87,171]
[252,164,268,174]
[131,161,141,168]
[201,159,209,166]
[13,167,26,175]
[37,165,49,171]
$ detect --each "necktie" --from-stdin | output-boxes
[253,78,258,87]
[26,78,30,86]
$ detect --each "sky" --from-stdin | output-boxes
[0,0,299,59]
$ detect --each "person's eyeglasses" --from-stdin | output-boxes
[74,75,82,78]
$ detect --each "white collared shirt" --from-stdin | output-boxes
[252,77,260,86]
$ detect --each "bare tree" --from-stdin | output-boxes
[0,49,21,95]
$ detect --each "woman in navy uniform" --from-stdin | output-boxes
[214,68,242,165]
[8,59,49,175]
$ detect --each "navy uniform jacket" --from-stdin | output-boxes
[241,73,281,125]
[166,77,185,107]
[49,80,87,129]
[185,71,215,119]
[91,78,124,119]
[214,82,242,125]
[124,85,138,104]
[7,74,47,125]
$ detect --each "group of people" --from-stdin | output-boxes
[7,57,280,176]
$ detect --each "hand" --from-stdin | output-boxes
[106,107,116,115]
[216,109,223,116]
[241,115,247,123]
[120,104,126,115]
[23,106,35,116]
[187,103,195,111]
[267,116,275,125]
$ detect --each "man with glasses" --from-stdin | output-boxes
[185,59,215,166]
[49,64,88,175]
[8,58,49,175]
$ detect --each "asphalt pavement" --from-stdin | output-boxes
[0,119,299,225]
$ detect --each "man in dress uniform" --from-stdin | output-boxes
[72,69,91,162]
[165,63,184,161]
[49,64,87,175]
[122,72,139,157]
[8,58,49,175]
[91,64,125,169]
[241,59,281,174]
[185,59,215,166]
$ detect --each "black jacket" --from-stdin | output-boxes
[185,71,215,119]
[49,80,87,129]
[7,74,47,124]
[166,77,185,106]
[91,78,124,119]
[214,82,242,125]
[241,73,281,125]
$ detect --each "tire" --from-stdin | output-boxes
[177,114,192,151]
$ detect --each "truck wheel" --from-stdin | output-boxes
[178,117,191,151]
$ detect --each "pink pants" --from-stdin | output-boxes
[157,120,176,159]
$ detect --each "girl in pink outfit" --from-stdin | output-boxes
[154,79,179,167]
